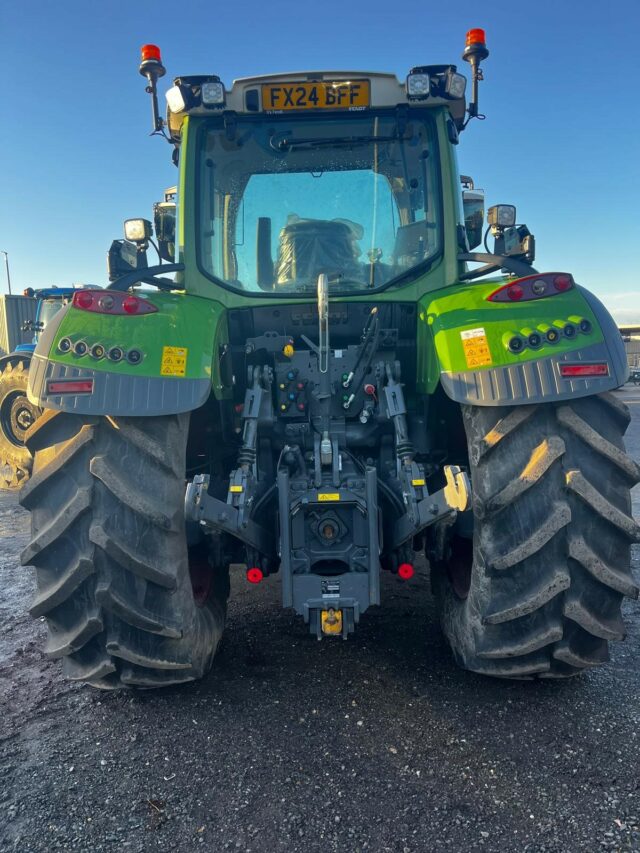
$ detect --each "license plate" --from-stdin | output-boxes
[262,80,370,111]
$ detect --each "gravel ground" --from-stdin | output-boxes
[1,387,640,853]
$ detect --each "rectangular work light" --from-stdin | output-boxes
[406,72,430,99]
[201,79,225,105]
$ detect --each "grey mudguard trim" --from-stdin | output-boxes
[440,339,627,407]
[577,285,629,378]
[27,354,211,416]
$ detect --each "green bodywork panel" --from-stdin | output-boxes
[416,279,602,393]
[50,293,229,394]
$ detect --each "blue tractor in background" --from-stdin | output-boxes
[0,287,76,488]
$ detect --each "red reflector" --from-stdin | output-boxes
[48,380,94,394]
[246,567,264,584]
[398,563,415,580]
[466,28,486,46]
[559,363,609,377]
[141,44,161,62]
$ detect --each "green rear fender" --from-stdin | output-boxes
[26,292,229,416]
[418,278,628,406]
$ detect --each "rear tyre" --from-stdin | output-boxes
[0,359,39,489]
[19,410,229,689]
[433,393,640,679]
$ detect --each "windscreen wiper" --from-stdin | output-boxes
[271,134,405,152]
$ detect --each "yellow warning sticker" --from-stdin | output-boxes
[229,485,243,493]
[318,493,340,502]
[161,346,188,377]
[460,327,492,368]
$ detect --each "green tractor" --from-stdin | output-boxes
[19,32,639,688]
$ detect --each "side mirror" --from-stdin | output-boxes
[107,239,148,282]
[462,188,485,250]
[153,201,176,263]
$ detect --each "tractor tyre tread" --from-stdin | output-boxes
[20,411,228,689]
[434,394,640,679]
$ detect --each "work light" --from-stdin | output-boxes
[444,70,467,99]
[406,72,430,99]
[166,85,188,113]
[487,205,516,228]
[124,218,152,243]
[201,79,225,106]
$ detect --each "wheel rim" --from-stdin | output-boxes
[0,391,39,446]
[446,536,473,600]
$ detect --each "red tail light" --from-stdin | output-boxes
[559,363,609,378]
[553,274,572,292]
[72,290,157,316]
[488,273,575,303]
[246,567,264,584]
[506,284,524,301]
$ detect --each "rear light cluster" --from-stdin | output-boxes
[58,336,143,365]
[505,317,592,354]
[488,273,574,303]
[72,290,157,315]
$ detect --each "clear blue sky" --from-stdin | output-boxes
[2,0,639,322]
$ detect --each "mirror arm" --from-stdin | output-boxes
[107,263,185,292]
[458,252,538,282]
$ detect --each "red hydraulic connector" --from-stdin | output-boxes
[246,567,264,584]
[398,563,415,580]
